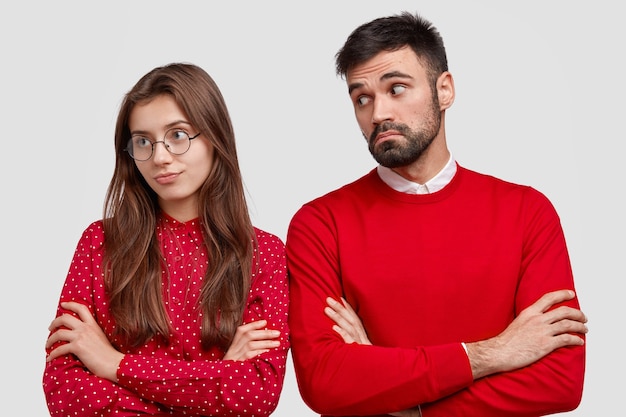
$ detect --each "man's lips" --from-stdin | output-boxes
[374,130,402,145]
[154,172,179,185]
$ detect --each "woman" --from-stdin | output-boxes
[43,63,289,416]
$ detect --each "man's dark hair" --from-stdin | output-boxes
[335,11,448,86]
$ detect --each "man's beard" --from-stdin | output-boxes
[367,103,441,168]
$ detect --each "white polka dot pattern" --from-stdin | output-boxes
[43,216,290,416]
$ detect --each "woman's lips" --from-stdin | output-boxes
[154,172,179,184]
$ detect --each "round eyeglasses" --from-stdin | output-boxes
[125,128,201,161]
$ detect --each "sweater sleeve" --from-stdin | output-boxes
[419,188,585,417]
[286,202,473,415]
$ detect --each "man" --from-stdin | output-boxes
[286,11,587,417]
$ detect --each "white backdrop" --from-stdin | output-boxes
[1,1,622,415]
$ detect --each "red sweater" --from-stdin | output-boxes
[286,165,585,417]
[44,215,289,416]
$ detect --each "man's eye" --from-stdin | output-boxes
[356,96,371,106]
[390,85,406,95]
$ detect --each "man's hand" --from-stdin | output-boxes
[467,289,588,379]
[325,297,372,345]
[389,406,423,417]
[326,296,421,415]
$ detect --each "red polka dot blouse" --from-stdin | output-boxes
[43,214,290,416]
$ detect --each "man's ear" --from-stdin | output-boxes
[437,71,455,110]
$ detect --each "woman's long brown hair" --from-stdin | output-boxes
[103,63,254,351]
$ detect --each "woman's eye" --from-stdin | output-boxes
[134,137,151,148]
[169,130,189,142]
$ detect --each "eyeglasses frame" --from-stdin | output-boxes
[125,129,201,161]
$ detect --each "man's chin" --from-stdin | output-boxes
[374,155,408,169]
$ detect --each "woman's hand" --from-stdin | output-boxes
[325,297,371,345]
[223,320,281,361]
[46,301,124,382]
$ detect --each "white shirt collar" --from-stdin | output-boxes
[377,155,457,194]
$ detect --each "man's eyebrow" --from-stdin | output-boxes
[348,82,364,95]
[348,71,414,94]
[381,71,413,81]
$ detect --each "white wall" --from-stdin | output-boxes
[1,1,621,415]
